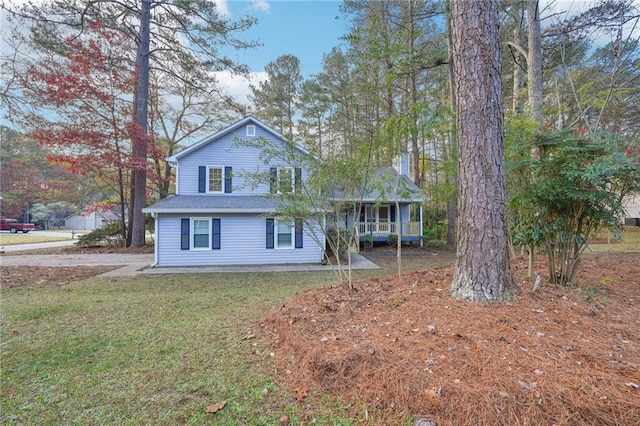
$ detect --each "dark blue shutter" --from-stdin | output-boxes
[295,219,303,249]
[266,218,274,249]
[212,218,221,250]
[390,205,396,222]
[224,167,232,193]
[269,167,277,194]
[181,218,190,250]
[198,166,206,193]
[294,167,302,193]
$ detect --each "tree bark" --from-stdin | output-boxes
[445,1,457,247]
[129,0,151,247]
[527,0,544,123]
[512,6,525,116]
[449,0,517,302]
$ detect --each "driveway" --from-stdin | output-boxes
[1,243,378,277]
[1,252,154,277]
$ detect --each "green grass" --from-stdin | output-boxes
[1,271,379,425]
[2,233,634,424]
[588,226,640,252]
[0,233,71,245]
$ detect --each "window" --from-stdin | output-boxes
[270,167,300,194]
[247,125,256,137]
[181,218,221,250]
[208,166,223,193]
[276,220,294,248]
[279,169,293,194]
[266,218,303,249]
[192,218,211,249]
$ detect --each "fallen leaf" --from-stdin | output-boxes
[242,332,256,340]
[295,384,309,402]
[279,414,290,425]
[205,401,226,414]
[424,386,442,408]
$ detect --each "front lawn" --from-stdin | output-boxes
[1,271,353,425]
[2,231,637,425]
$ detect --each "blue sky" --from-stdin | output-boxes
[221,0,348,77]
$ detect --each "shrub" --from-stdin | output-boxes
[326,228,353,260]
[423,223,446,242]
[362,234,374,250]
[76,222,125,248]
[509,130,640,286]
[387,233,398,246]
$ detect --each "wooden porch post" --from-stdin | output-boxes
[398,202,402,241]
[419,203,424,248]
[370,204,374,238]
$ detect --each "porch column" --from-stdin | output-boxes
[370,204,374,238]
[397,203,402,240]
[418,203,424,247]
[419,204,424,248]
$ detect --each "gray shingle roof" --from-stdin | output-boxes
[143,195,280,213]
[330,167,427,203]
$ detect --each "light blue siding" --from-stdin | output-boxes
[177,124,306,196]
[155,214,324,267]
[150,118,325,267]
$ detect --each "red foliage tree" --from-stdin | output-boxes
[16,22,165,241]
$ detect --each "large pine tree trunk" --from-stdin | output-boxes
[449,0,517,302]
[129,0,151,248]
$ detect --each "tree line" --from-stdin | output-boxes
[1,0,638,301]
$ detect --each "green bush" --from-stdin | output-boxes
[76,222,125,248]
[387,233,398,246]
[362,234,374,250]
[423,223,446,242]
[509,130,640,286]
[327,228,353,259]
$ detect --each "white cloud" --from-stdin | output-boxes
[213,71,268,107]
[213,0,231,17]
[250,0,271,13]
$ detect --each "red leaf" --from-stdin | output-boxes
[295,385,309,402]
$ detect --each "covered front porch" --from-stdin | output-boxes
[356,202,422,242]
[355,220,421,242]
[332,202,423,243]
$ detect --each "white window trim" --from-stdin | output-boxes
[191,217,211,250]
[246,125,256,137]
[275,219,295,249]
[365,204,390,222]
[277,167,294,195]
[378,204,390,222]
[207,165,225,194]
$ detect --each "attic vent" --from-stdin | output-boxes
[246,125,256,137]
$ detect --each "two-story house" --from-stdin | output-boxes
[143,116,325,267]
[144,116,428,267]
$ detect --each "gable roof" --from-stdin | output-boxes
[64,209,122,221]
[330,167,427,203]
[167,116,309,163]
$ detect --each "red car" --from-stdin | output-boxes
[0,219,36,233]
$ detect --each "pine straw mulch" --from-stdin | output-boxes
[261,252,640,425]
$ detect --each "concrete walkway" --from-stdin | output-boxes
[139,253,378,275]
[0,253,153,277]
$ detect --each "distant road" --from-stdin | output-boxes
[12,230,79,238]
[0,239,77,253]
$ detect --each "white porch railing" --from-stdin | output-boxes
[355,221,421,239]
